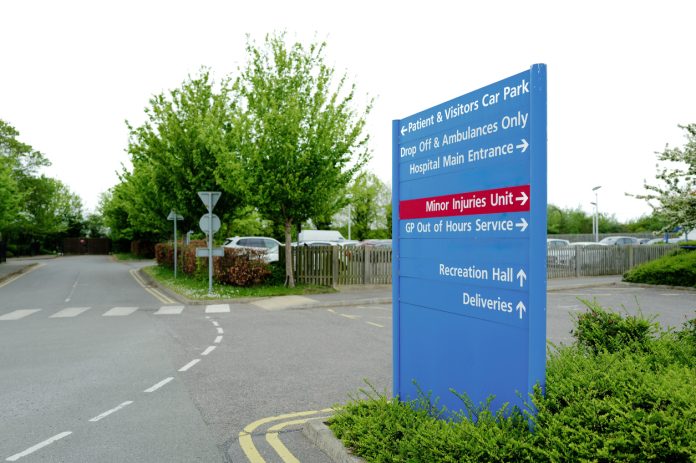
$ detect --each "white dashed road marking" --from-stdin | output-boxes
[178,359,200,372]
[88,401,133,422]
[205,304,230,313]
[102,307,138,317]
[5,431,72,461]
[0,309,41,321]
[154,305,184,315]
[50,307,91,318]
[201,346,216,356]
[144,377,174,393]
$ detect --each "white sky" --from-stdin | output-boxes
[2,0,694,222]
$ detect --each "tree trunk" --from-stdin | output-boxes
[284,218,295,288]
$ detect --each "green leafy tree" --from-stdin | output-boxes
[219,33,372,286]
[633,124,696,233]
[348,171,390,240]
[121,69,243,240]
[0,119,50,240]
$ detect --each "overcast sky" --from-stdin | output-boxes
[2,0,694,222]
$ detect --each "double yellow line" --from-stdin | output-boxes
[239,409,333,463]
[129,269,176,304]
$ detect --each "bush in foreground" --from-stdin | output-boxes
[330,305,696,462]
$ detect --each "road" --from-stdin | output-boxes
[1,256,694,462]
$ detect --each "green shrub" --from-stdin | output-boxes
[623,248,696,287]
[331,308,696,462]
[571,300,657,353]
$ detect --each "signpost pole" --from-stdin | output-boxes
[174,216,178,279]
[167,210,184,279]
[207,193,214,296]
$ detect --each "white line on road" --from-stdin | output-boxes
[50,307,90,318]
[216,327,224,334]
[339,313,359,320]
[178,359,200,372]
[211,320,219,327]
[144,377,174,393]
[6,431,72,461]
[201,346,216,356]
[0,309,41,321]
[64,274,80,303]
[366,321,384,328]
[214,336,222,344]
[88,401,133,422]
[154,305,184,315]
[102,307,138,317]
[205,304,230,313]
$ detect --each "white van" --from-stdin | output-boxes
[298,230,345,243]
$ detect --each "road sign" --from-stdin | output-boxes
[198,191,221,212]
[196,247,224,257]
[392,64,547,417]
[199,214,221,235]
[167,211,183,221]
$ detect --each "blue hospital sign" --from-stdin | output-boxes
[391,65,547,416]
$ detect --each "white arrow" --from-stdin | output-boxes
[516,139,529,153]
[516,269,527,288]
[515,218,528,232]
[516,191,529,206]
[401,126,407,136]
[516,301,527,320]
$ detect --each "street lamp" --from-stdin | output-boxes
[592,186,602,242]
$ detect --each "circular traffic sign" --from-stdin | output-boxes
[199,213,221,234]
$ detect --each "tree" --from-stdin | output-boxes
[633,124,696,233]
[348,171,390,240]
[219,33,372,286]
[0,119,50,240]
[121,69,243,240]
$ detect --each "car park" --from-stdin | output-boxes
[222,236,281,262]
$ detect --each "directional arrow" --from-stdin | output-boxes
[516,139,529,153]
[516,301,527,320]
[515,217,528,232]
[401,126,407,136]
[516,191,529,206]
[516,269,527,288]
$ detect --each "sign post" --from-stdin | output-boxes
[197,191,222,296]
[167,210,184,278]
[392,65,547,416]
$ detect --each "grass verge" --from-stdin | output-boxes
[142,264,336,300]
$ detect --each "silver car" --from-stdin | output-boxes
[223,236,281,263]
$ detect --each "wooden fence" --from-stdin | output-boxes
[286,244,678,286]
[547,245,678,278]
[287,246,392,286]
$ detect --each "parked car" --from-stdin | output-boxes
[359,239,392,248]
[569,241,607,248]
[547,238,572,266]
[547,238,570,248]
[599,236,641,246]
[222,236,281,262]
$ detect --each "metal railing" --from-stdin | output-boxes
[287,244,677,286]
